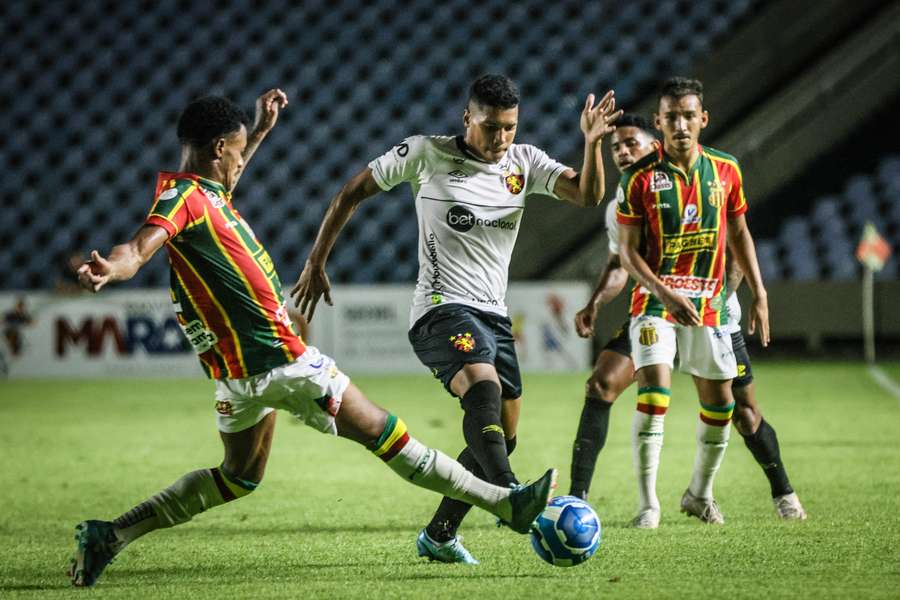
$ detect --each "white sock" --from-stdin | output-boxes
[688,417,731,500]
[113,467,254,546]
[373,416,512,521]
[632,410,665,513]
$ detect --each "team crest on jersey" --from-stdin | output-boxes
[503,169,524,194]
[650,171,673,192]
[204,189,226,208]
[639,324,658,346]
[450,332,476,353]
[215,400,234,416]
[707,180,726,207]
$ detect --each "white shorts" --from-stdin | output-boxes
[213,346,351,434]
[629,315,737,380]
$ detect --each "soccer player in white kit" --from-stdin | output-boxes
[293,74,621,563]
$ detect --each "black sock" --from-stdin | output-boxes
[741,418,793,497]
[460,380,516,487]
[570,397,613,498]
[426,437,517,542]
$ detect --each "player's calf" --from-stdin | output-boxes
[69,465,259,587]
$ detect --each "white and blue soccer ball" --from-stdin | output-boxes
[530,495,602,567]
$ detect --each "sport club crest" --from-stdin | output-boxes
[450,332,476,353]
[503,170,524,194]
[707,180,726,208]
[639,324,658,346]
[215,400,234,416]
[650,171,673,192]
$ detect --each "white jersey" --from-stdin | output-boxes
[368,135,569,327]
[604,200,619,255]
[723,292,742,334]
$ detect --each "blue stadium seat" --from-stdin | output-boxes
[0,0,768,289]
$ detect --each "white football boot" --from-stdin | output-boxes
[773,492,807,520]
[680,489,725,524]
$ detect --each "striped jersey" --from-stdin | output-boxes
[146,172,305,379]
[616,146,748,326]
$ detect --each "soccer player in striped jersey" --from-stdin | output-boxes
[616,77,769,527]
[293,74,621,563]
[68,91,557,587]
[569,113,805,521]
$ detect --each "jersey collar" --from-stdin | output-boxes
[454,135,509,165]
[659,145,703,181]
[159,171,228,194]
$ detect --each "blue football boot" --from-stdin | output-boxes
[416,529,479,564]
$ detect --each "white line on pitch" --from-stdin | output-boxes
[868,365,900,402]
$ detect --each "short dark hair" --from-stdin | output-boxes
[468,74,519,110]
[177,96,249,147]
[658,77,704,106]
[616,113,656,137]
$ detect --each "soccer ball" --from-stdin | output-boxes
[530,496,602,567]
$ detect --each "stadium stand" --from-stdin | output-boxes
[757,155,900,282]
[2,0,764,290]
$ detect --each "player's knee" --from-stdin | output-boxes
[585,373,620,404]
[460,380,502,411]
[219,464,261,499]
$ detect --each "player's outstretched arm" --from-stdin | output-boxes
[618,223,701,327]
[291,167,382,321]
[574,253,629,338]
[76,225,168,293]
[234,89,288,188]
[554,91,622,207]
[727,214,769,346]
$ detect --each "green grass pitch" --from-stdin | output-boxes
[1,362,899,599]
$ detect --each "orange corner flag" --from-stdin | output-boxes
[856,223,892,271]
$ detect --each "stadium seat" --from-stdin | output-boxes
[0,0,765,289]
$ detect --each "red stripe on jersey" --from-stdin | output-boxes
[167,244,245,378]
[205,207,305,361]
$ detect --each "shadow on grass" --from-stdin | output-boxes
[383,572,558,581]
[172,523,500,536]
[0,583,67,591]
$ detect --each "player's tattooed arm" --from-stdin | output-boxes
[618,223,701,327]
[291,167,383,321]
[727,214,769,346]
[554,91,622,207]
[574,253,629,338]
[239,89,288,177]
[77,225,168,292]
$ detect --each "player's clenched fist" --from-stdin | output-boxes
[77,250,112,293]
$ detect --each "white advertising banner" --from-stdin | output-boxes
[0,290,202,379]
[1,283,589,379]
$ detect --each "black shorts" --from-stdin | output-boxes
[602,318,632,357]
[731,330,754,388]
[408,304,522,399]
